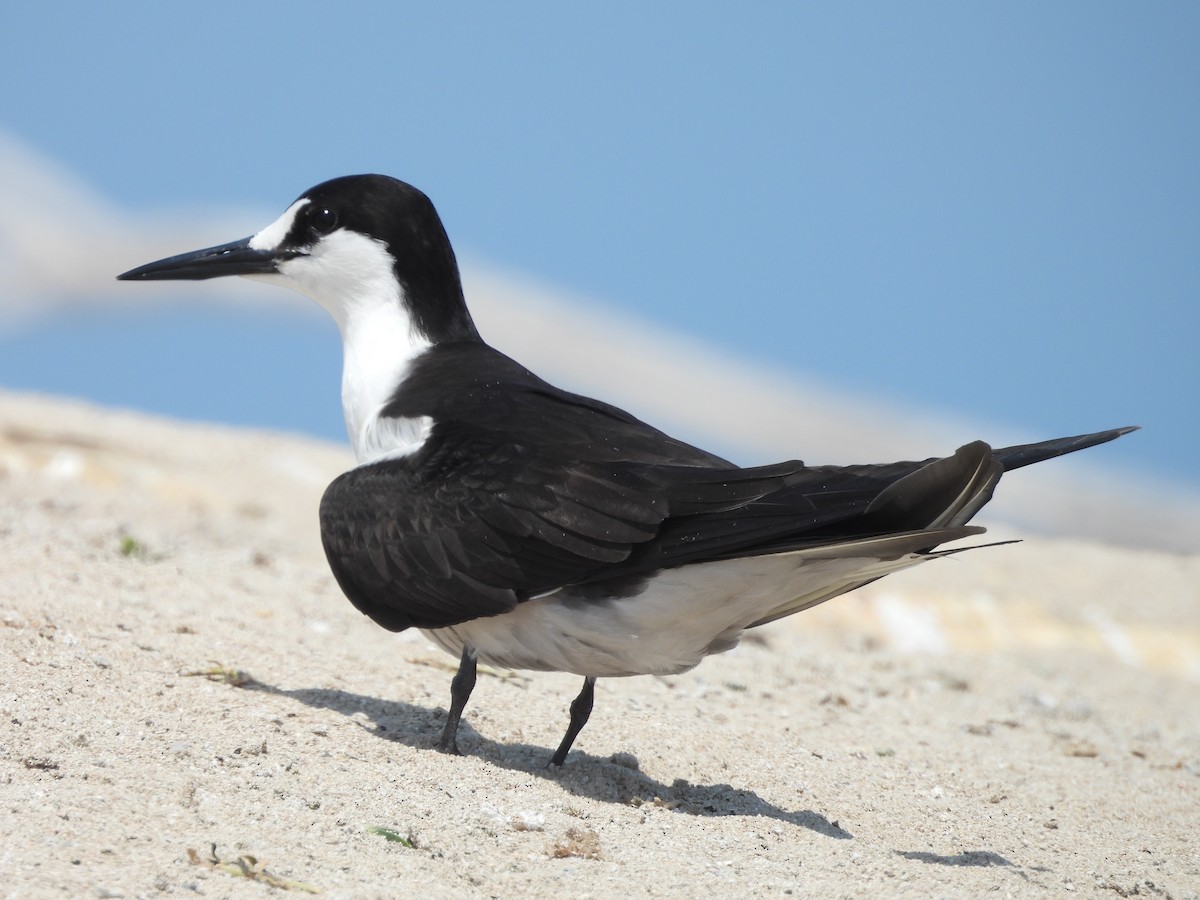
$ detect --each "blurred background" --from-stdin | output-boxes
[1,3,1197,549]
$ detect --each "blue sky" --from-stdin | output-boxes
[1,3,1196,490]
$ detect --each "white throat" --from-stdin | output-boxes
[248,211,434,465]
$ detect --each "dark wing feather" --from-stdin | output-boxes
[321,342,1133,633]
[992,426,1138,471]
[319,422,803,631]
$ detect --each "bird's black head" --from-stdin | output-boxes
[118,174,479,344]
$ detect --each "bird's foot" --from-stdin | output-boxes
[434,732,462,756]
[545,676,596,768]
[433,646,476,757]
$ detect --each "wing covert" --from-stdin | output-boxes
[319,426,674,632]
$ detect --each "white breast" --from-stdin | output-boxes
[338,298,433,465]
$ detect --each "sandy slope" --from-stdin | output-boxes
[2,392,1197,899]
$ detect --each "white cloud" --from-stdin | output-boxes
[0,132,280,324]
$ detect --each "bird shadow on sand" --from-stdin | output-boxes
[247,680,851,839]
[893,850,1048,885]
[895,850,1014,868]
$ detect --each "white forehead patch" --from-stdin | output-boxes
[248,198,310,251]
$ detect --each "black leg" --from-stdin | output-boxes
[435,646,477,756]
[548,676,596,767]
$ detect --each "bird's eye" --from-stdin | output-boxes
[310,207,339,235]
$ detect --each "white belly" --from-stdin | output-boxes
[421,550,932,677]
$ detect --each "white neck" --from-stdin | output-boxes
[248,217,435,465]
[338,298,433,464]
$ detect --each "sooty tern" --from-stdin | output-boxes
[119,175,1135,767]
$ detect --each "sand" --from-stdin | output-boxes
[2,391,1197,898]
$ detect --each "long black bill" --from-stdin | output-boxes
[117,237,300,281]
